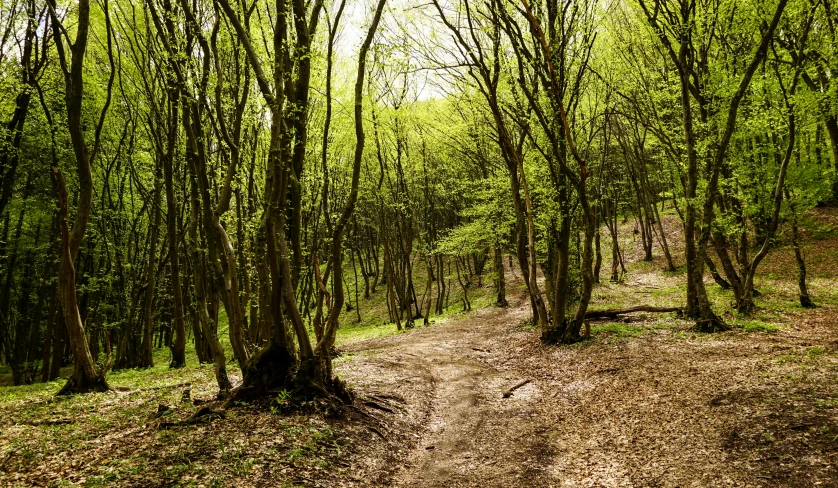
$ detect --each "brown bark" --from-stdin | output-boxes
[786,192,815,308]
[49,0,113,394]
[54,171,108,395]
[187,169,232,397]
[494,246,507,307]
[164,95,186,369]
[639,0,787,331]
[139,163,163,368]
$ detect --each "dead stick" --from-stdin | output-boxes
[585,306,680,319]
[503,379,531,398]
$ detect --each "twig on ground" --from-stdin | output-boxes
[503,379,531,398]
[23,418,74,426]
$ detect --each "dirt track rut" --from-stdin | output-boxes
[346,300,557,487]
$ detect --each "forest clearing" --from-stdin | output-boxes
[1,0,838,485]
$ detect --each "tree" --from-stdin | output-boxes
[49,0,115,394]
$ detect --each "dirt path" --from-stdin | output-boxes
[343,297,558,487]
[341,286,838,487]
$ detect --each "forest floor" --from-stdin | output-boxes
[340,253,838,487]
[2,208,838,487]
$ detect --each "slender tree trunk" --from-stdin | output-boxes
[351,248,361,323]
[706,256,731,289]
[48,309,66,381]
[139,165,162,368]
[164,97,186,369]
[738,55,802,314]
[786,192,815,308]
[49,0,112,394]
[593,222,602,284]
[824,115,838,201]
[494,246,507,306]
[455,257,471,311]
[54,172,109,394]
[40,283,57,382]
[187,176,232,397]
[423,257,434,324]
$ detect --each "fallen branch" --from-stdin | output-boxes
[502,379,531,398]
[113,381,192,393]
[584,306,681,320]
[23,418,74,426]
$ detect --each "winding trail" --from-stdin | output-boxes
[339,254,838,488]
[344,297,558,487]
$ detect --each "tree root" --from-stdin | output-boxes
[237,343,296,397]
[694,317,730,333]
[158,406,225,429]
[541,319,584,345]
[363,399,395,413]
[56,375,110,396]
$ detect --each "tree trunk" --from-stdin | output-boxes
[494,246,507,306]
[164,95,186,369]
[139,164,162,368]
[824,115,838,201]
[187,179,232,396]
[49,0,112,394]
[54,171,108,395]
[593,223,602,284]
[705,256,731,289]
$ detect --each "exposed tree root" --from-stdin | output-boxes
[363,399,395,413]
[56,371,110,396]
[541,319,584,345]
[222,349,354,419]
[694,317,730,333]
[367,425,387,439]
[236,343,296,397]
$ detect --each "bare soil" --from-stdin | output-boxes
[342,294,555,487]
[342,287,838,487]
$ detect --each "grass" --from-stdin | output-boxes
[333,263,497,346]
[775,347,834,367]
[733,319,783,333]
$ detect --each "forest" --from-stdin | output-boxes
[0,0,837,485]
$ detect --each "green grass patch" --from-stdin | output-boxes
[736,319,782,333]
[775,346,833,366]
[333,265,497,346]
